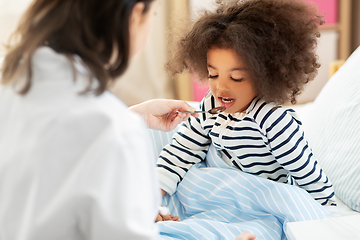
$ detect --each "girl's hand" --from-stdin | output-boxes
[129,99,198,132]
[155,212,179,222]
[155,205,179,222]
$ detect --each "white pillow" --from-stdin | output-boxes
[299,46,360,212]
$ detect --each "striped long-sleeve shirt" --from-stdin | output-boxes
[157,92,336,206]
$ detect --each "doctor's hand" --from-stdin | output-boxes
[129,99,198,132]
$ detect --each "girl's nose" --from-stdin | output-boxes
[216,78,229,91]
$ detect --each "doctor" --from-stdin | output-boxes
[0,0,259,239]
[0,0,196,239]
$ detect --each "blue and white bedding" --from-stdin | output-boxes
[152,142,329,240]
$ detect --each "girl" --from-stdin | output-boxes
[157,0,336,217]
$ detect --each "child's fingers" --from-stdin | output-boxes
[158,214,180,221]
[161,214,173,221]
[156,206,179,222]
[234,231,257,240]
[171,215,180,221]
[155,214,163,222]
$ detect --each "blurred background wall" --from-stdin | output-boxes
[0,0,32,56]
[1,0,360,106]
[110,1,177,106]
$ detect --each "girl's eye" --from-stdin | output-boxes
[208,75,218,79]
[231,78,243,82]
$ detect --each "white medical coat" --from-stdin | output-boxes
[0,47,160,240]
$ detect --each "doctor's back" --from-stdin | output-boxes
[0,0,160,239]
[0,47,159,240]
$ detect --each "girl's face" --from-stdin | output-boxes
[207,48,258,114]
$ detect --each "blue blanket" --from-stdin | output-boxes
[156,144,329,240]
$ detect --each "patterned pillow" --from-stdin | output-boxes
[299,46,360,212]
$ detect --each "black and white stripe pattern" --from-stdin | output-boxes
[157,92,336,205]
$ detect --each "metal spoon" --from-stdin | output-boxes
[177,106,226,114]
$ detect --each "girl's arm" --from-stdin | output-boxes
[157,96,212,196]
[267,108,336,205]
[157,115,211,195]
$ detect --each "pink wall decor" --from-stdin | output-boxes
[192,74,209,102]
[306,0,338,24]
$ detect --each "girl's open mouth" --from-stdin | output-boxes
[220,97,234,103]
[218,97,235,109]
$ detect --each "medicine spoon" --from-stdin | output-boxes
[177,106,226,114]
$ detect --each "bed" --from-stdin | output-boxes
[149,46,360,240]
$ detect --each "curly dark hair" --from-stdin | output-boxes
[167,0,324,104]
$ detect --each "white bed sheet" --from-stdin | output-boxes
[286,196,360,240]
[286,213,360,240]
[328,196,360,216]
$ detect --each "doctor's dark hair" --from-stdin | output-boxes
[1,0,155,95]
[166,0,324,104]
